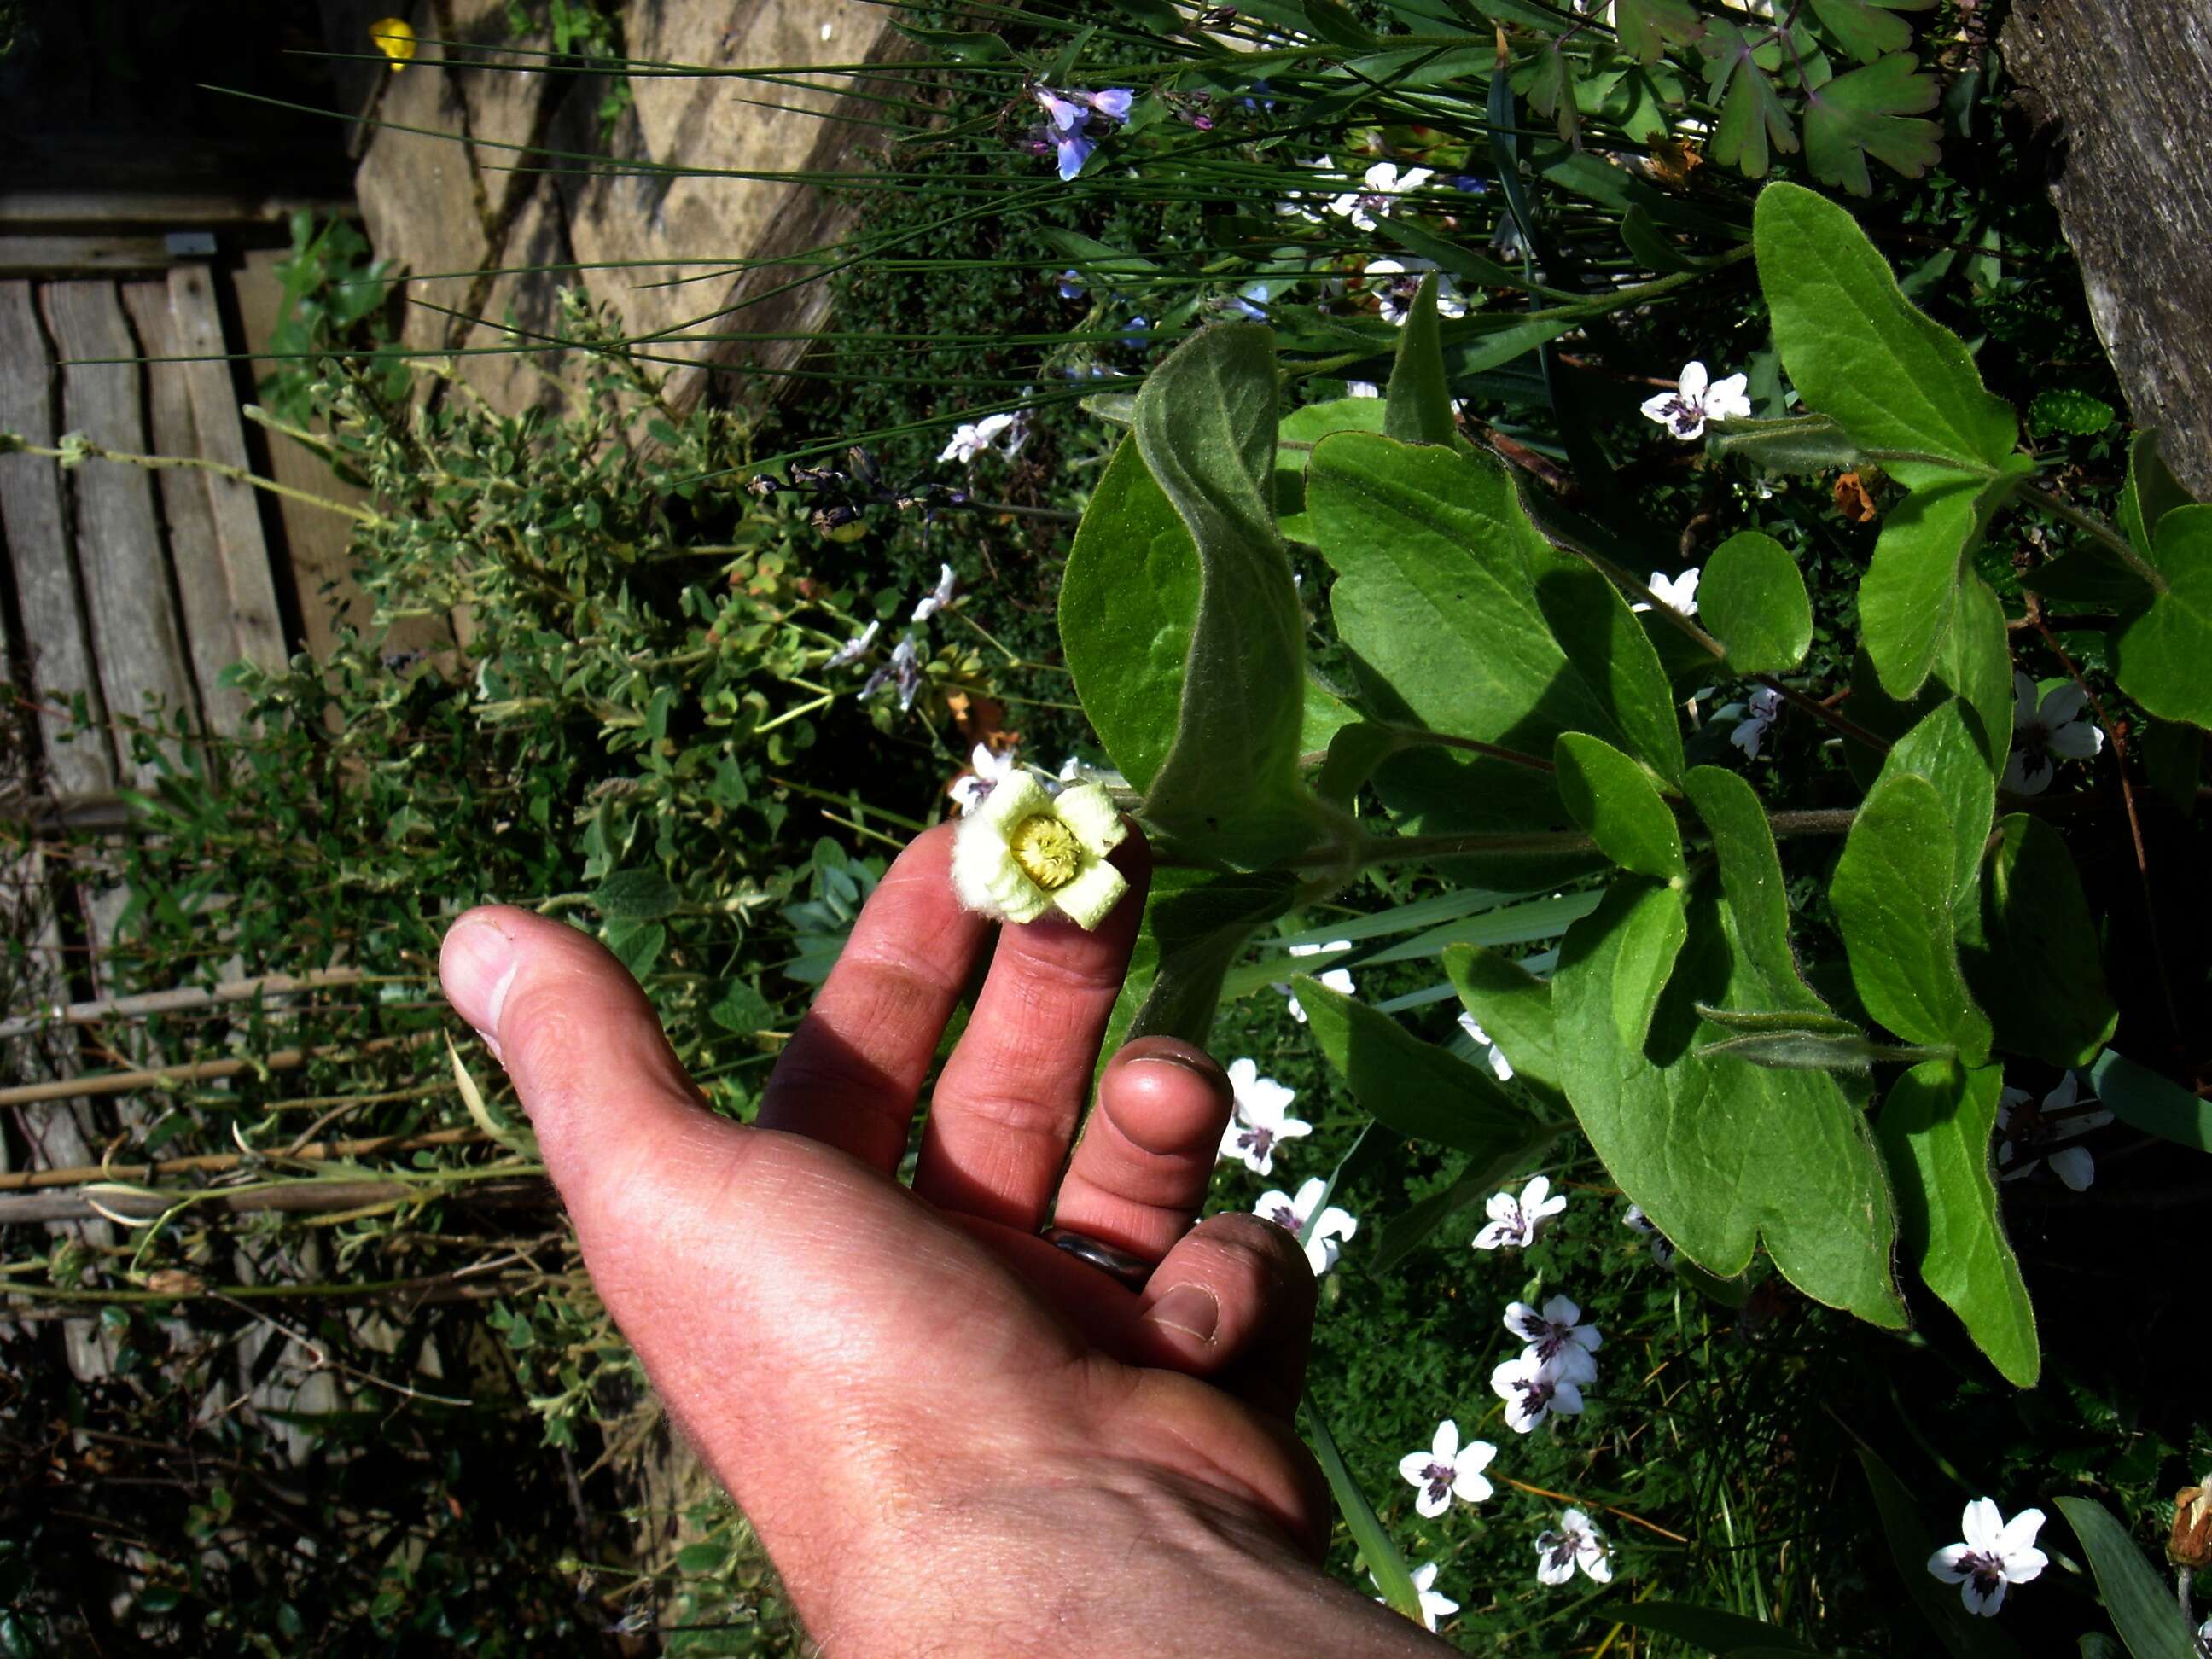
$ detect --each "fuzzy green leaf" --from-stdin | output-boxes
[1888,699,1999,901]
[593,867,679,920]
[1958,814,2116,1068]
[2113,504,2212,730]
[1385,276,1457,446]
[1532,550,1689,784]
[1709,412,1869,474]
[1551,766,1905,1325]
[1830,771,1991,1059]
[1444,943,1567,1109]
[2087,1051,2212,1155]
[1879,1058,2038,1385]
[2117,428,2192,557]
[1860,459,2031,699]
[1754,182,2017,480]
[1553,732,1687,882]
[1701,529,1813,673]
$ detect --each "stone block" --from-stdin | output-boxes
[444,0,556,222]
[457,182,575,419]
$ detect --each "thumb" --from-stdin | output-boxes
[439,905,732,1245]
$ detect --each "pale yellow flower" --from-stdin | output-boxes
[370,17,417,71]
[950,774,1127,928]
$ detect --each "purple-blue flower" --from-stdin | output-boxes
[1057,267,1085,300]
[1055,123,1096,181]
[1088,87,1133,120]
[1033,87,1086,131]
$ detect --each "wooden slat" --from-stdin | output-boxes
[0,190,354,230]
[0,235,174,276]
[119,281,250,732]
[165,265,288,676]
[39,281,202,788]
[0,282,113,795]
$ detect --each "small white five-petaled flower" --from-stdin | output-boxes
[1362,257,1470,325]
[938,410,1027,465]
[1640,361,1751,440]
[1632,567,1701,617]
[949,772,1127,928]
[1274,940,1354,1024]
[1624,1204,1677,1266]
[2002,672,2104,795]
[1505,1295,1602,1386]
[1328,160,1435,232]
[1534,1509,1613,1586]
[824,619,880,669]
[1254,1176,1359,1275]
[1997,1071,2110,1191]
[911,562,958,622]
[1397,1418,1497,1518]
[1927,1499,2047,1616]
[1730,685,1784,761]
[1491,1353,1585,1434]
[947,742,1020,816]
[1373,1562,1459,1633]
[1473,1174,1567,1251]
[1456,1011,1515,1080]
[1218,1058,1313,1176]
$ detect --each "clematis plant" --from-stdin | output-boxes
[949,774,1128,928]
[1926,1499,2047,1615]
[1217,1058,1312,1175]
[1397,1419,1496,1518]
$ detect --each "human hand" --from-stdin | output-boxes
[439,824,1437,1654]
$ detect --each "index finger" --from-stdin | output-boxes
[756,824,991,1172]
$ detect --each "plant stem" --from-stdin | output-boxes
[9,434,383,527]
[2017,479,2166,592]
[1752,675,1890,754]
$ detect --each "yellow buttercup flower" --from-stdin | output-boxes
[370,17,417,71]
[951,773,1127,928]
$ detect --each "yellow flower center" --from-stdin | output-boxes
[1008,814,1083,890]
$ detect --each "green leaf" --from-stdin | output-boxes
[2054,1498,2201,1659]
[600,917,666,980]
[1702,20,1797,178]
[1802,53,1944,196]
[1108,870,1297,1053]
[1879,1058,2038,1385]
[1754,182,2017,480]
[592,866,678,920]
[1888,699,2000,901]
[1385,276,1457,446]
[1444,943,1567,1109]
[2114,504,2212,729]
[1304,1394,1420,1621]
[891,22,1013,60]
[2117,428,2192,557]
[1958,815,2117,1068]
[1597,1600,1819,1655]
[2143,719,2203,813]
[1858,1447,2029,1659]
[1696,1024,1928,1072]
[707,979,775,1036]
[1552,766,1904,1324]
[1615,0,1705,63]
[1701,530,1813,673]
[1830,771,1992,1059]
[676,1540,729,1575]
[1296,975,1557,1158]
[1533,549,1690,783]
[2028,388,2116,438]
[1710,412,1869,474]
[1553,732,1687,881]
[1518,41,1584,144]
[1129,325,1317,864]
[2087,1051,2212,1155]
[1860,460,2032,699]
[1061,439,1199,790]
[1317,721,1400,806]
[1807,0,1924,61]
[1937,574,2015,777]
[1607,878,1691,1050]
[1373,1157,1525,1272]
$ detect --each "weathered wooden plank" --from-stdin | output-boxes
[0,235,174,276]
[0,189,354,230]
[0,282,113,795]
[119,281,251,734]
[39,281,201,787]
[166,265,289,678]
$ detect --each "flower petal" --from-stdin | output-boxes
[1399,1451,1435,1486]
[2046,1144,2094,1191]
[1678,360,1710,399]
[1928,1544,1973,1582]
[977,771,1055,835]
[1052,782,1127,854]
[1433,1418,1459,1463]
[1961,1498,2005,1551]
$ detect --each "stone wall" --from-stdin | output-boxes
[352,0,921,420]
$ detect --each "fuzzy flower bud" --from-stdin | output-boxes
[2171,1480,2212,1570]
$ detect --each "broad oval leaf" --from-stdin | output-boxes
[1384,275,1456,446]
[1888,699,1999,904]
[1701,529,1813,674]
[1830,770,1992,1060]
[2087,1050,2212,1155]
[1532,548,1689,783]
[593,866,679,920]
[1958,813,2117,1068]
[1754,182,2016,481]
[1878,1059,2038,1387]
[2114,504,2212,730]
[1860,459,2031,700]
[1444,942,1566,1109]
[1553,732,1687,882]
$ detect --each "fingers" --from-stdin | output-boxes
[757,824,992,1173]
[1050,1039,1234,1260]
[1121,1211,1318,1422]
[439,905,732,1249]
[910,833,1150,1229]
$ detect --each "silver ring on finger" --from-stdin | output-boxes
[1041,1225,1153,1289]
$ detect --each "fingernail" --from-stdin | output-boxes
[1126,1050,1220,1081]
[442,915,520,1052]
[1144,1284,1220,1344]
